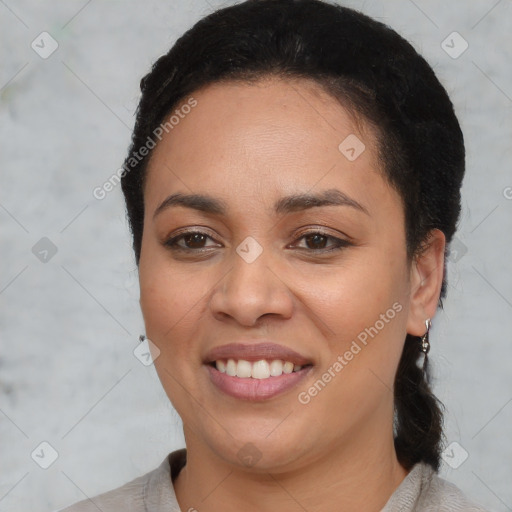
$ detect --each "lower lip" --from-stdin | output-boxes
[205,364,313,401]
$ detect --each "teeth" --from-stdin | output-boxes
[283,361,294,374]
[269,360,283,376]
[236,359,252,378]
[215,358,304,378]
[252,360,270,379]
[226,358,237,377]
[216,360,226,373]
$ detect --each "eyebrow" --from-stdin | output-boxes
[153,188,370,219]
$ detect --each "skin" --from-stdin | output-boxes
[138,76,445,512]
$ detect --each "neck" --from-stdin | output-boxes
[174,421,409,512]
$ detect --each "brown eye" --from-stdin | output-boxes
[182,233,208,249]
[292,230,352,253]
[304,233,329,250]
[165,230,220,251]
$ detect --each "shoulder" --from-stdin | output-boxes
[56,449,185,512]
[382,462,492,512]
[422,469,491,511]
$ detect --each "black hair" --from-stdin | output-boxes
[121,0,465,472]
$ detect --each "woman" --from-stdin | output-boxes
[59,0,490,510]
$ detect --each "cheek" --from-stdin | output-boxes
[138,251,205,355]
[298,249,408,399]
[298,253,406,340]
[139,260,211,418]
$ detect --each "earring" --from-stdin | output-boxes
[420,319,431,354]
[139,334,146,343]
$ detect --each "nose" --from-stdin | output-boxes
[209,244,294,327]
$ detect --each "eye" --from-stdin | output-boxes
[291,229,352,253]
[165,230,221,251]
[164,228,352,254]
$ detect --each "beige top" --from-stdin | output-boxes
[58,448,491,511]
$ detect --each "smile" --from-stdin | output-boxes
[203,341,314,401]
[214,358,304,378]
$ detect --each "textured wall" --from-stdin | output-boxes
[1,1,511,511]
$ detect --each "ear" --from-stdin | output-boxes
[406,228,446,337]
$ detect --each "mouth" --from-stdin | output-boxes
[203,342,314,401]
[207,358,309,378]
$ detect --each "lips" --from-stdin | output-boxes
[204,342,312,366]
[203,342,314,401]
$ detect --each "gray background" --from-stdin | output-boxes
[1,1,511,511]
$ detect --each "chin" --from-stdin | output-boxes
[204,426,313,473]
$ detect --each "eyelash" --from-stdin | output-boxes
[164,228,352,255]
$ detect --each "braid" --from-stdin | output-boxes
[394,333,445,471]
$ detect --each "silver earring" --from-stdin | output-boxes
[420,319,431,354]
[139,334,146,343]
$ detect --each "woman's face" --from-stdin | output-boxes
[139,77,436,472]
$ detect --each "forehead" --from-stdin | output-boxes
[144,77,398,219]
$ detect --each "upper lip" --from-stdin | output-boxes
[204,342,312,366]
